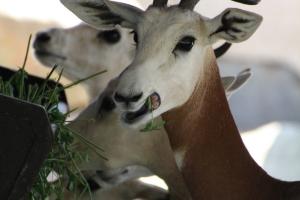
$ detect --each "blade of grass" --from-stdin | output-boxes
[19,35,32,98]
[31,65,59,103]
[45,68,64,109]
[22,34,32,70]
[63,70,107,90]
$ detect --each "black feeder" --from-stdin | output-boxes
[0,66,68,200]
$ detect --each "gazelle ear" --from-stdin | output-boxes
[222,76,236,92]
[222,68,252,99]
[206,8,262,43]
[60,0,143,29]
[103,0,143,28]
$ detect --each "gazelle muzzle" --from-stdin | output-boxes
[121,92,161,124]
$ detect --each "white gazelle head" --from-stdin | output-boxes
[33,24,135,83]
[61,0,262,127]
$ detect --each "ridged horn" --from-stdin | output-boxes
[152,0,168,7]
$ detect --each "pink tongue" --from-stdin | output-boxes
[150,94,160,110]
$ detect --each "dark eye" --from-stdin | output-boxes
[174,36,196,52]
[130,31,138,44]
[97,29,121,44]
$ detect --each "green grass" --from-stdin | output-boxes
[0,35,106,200]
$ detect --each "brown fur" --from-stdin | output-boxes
[162,47,300,200]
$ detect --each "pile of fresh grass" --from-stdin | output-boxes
[0,36,106,199]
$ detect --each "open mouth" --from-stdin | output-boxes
[122,92,161,124]
[34,50,66,60]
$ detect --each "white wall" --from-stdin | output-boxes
[0,0,142,27]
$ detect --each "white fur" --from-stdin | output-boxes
[64,177,169,200]
[174,149,186,169]
[34,24,135,99]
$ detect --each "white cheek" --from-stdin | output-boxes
[160,49,204,110]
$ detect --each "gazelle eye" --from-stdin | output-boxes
[130,31,138,44]
[174,36,196,52]
[97,29,121,44]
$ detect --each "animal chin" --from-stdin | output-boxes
[34,50,66,64]
[122,92,161,124]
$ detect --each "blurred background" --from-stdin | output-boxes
[2,0,300,65]
[1,0,300,107]
[1,0,300,184]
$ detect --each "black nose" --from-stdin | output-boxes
[86,178,101,191]
[114,92,143,104]
[35,32,51,43]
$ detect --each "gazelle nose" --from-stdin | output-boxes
[114,92,143,103]
[35,32,51,43]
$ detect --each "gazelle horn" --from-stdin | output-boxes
[178,0,260,10]
[214,42,232,58]
[152,0,168,7]
[178,0,200,10]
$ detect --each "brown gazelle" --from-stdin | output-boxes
[60,0,265,199]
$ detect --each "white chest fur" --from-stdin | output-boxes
[174,149,186,169]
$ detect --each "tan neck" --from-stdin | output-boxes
[162,47,294,200]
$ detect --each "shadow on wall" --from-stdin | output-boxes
[0,15,88,110]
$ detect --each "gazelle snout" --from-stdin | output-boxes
[113,84,145,111]
[35,32,51,44]
[113,73,162,125]
[33,28,68,68]
[34,28,61,47]
[113,65,152,111]
[33,28,60,53]
[33,31,53,50]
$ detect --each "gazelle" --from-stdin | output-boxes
[33,24,135,99]
[61,0,261,199]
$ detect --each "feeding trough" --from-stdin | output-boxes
[0,66,68,200]
[0,34,106,199]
